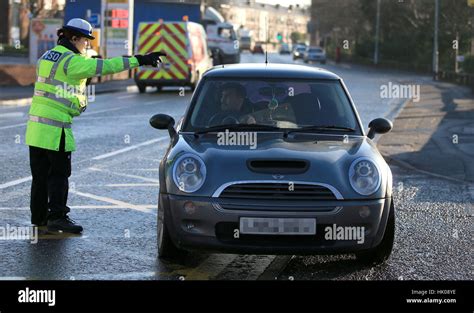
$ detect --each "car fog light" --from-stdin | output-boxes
[359,206,370,218]
[184,201,196,215]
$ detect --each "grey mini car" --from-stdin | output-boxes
[150,64,395,264]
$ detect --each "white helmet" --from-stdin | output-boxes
[62,18,95,39]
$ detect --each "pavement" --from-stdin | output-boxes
[0,53,472,280]
[378,82,474,183]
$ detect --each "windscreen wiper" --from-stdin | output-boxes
[194,124,280,135]
[286,125,356,134]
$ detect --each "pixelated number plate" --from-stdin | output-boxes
[240,217,316,235]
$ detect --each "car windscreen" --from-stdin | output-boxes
[182,79,361,134]
[309,48,323,53]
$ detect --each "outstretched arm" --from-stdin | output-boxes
[65,52,166,80]
[65,55,139,80]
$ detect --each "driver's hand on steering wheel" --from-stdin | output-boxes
[240,115,256,124]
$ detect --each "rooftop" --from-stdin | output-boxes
[203,63,341,80]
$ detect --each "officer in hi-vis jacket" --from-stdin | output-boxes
[26,18,166,233]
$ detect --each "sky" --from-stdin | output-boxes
[256,0,311,8]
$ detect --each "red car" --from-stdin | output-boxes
[252,42,265,54]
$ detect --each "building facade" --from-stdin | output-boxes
[207,0,309,44]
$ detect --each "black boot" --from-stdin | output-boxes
[47,215,83,234]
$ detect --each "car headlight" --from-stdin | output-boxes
[349,157,381,196]
[173,153,206,193]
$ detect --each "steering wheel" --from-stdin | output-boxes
[222,115,240,124]
[208,113,240,126]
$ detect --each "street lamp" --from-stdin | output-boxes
[433,0,439,79]
[373,0,381,65]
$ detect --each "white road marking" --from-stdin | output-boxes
[0,107,126,130]
[117,95,135,99]
[0,205,156,210]
[91,137,167,160]
[105,183,159,187]
[70,190,154,214]
[116,168,159,171]
[176,254,238,280]
[0,176,32,190]
[71,271,158,280]
[0,112,24,118]
[0,277,27,280]
[81,107,125,116]
[88,167,160,183]
[0,137,166,189]
[144,100,168,105]
[0,122,27,130]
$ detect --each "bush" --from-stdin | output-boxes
[461,55,474,73]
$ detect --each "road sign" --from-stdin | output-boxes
[104,0,134,58]
[88,14,101,28]
[29,18,63,64]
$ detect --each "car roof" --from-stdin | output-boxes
[203,63,341,80]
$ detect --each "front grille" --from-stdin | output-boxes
[219,183,337,201]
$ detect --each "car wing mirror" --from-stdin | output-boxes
[150,114,176,138]
[367,118,392,139]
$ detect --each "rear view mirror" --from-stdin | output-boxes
[367,118,392,139]
[150,114,176,138]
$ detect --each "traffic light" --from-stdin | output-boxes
[277,33,282,42]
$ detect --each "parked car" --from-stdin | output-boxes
[279,43,291,54]
[134,21,213,93]
[239,36,254,52]
[252,42,265,54]
[292,45,306,60]
[149,63,395,265]
[304,46,327,64]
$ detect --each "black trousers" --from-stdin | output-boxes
[29,129,71,225]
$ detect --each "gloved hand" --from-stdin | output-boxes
[135,51,167,67]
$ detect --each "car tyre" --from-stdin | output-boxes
[158,196,186,259]
[137,84,146,93]
[355,198,395,265]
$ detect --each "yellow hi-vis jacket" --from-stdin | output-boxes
[25,44,140,152]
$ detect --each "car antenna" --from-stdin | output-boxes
[265,16,268,65]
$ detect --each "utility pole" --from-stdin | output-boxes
[373,0,381,65]
[433,0,439,79]
[455,32,459,73]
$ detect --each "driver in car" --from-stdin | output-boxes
[208,83,256,126]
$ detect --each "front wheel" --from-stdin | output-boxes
[355,198,395,265]
[137,84,146,93]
